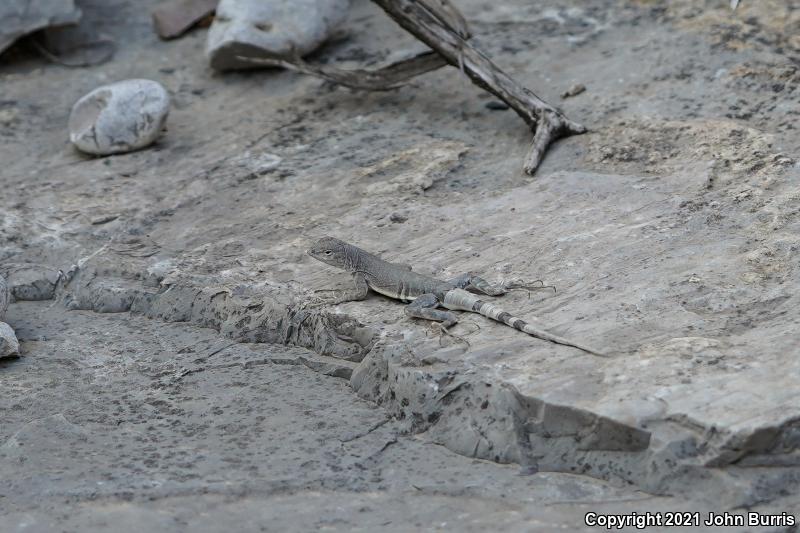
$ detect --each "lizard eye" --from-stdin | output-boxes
[324,250,333,255]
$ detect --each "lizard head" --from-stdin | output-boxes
[307,236,350,268]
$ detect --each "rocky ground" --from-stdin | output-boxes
[2,0,800,531]
[0,301,708,532]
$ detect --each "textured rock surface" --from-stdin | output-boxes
[2,0,800,526]
[0,0,82,54]
[206,0,350,70]
[0,274,8,319]
[68,79,170,155]
[1,301,698,532]
[2,263,60,301]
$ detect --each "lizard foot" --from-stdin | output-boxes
[432,322,471,349]
[504,278,556,296]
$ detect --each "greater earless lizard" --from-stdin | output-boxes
[307,237,604,356]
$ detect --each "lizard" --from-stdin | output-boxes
[307,236,604,356]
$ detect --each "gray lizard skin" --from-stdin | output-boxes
[308,237,604,356]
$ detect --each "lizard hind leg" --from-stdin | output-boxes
[404,294,458,327]
[404,294,469,348]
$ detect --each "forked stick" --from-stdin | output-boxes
[245,0,586,174]
[371,0,586,174]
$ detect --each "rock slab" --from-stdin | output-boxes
[0,0,82,55]
[4,264,60,301]
[206,0,350,70]
[68,79,170,156]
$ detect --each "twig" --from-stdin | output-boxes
[240,50,447,91]
[419,0,470,38]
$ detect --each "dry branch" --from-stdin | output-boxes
[372,0,586,174]
[241,50,448,91]
[254,0,586,174]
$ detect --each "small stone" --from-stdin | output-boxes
[0,273,17,358]
[152,0,218,40]
[91,214,119,225]
[0,322,19,358]
[485,100,510,111]
[561,83,586,99]
[0,0,82,55]
[69,79,170,156]
[206,0,350,71]
[389,212,408,223]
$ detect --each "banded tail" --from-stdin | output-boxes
[442,288,605,356]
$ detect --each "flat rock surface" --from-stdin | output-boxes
[1,0,800,525]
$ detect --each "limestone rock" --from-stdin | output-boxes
[68,79,170,156]
[0,0,82,55]
[0,275,19,358]
[206,0,350,71]
[0,322,19,358]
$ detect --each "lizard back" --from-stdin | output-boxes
[356,254,451,302]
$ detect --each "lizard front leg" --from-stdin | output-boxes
[449,273,553,296]
[317,272,369,305]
